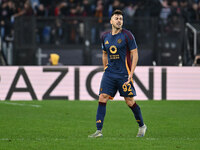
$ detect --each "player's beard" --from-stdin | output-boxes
[113,23,122,30]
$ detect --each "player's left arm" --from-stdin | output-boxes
[125,48,138,85]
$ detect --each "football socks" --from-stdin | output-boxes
[129,103,144,127]
[96,102,107,130]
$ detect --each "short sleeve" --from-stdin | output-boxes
[128,34,137,50]
[123,30,138,51]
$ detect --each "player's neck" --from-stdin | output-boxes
[112,28,122,35]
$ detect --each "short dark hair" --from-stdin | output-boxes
[111,9,123,17]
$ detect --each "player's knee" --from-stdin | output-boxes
[126,101,133,107]
[99,93,109,103]
[125,98,135,107]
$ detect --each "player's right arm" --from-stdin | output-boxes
[102,50,108,69]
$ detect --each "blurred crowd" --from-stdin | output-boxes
[1,0,200,41]
[0,0,199,66]
[1,0,200,19]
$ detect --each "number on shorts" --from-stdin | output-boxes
[122,83,132,92]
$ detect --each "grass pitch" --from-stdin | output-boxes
[0,100,200,150]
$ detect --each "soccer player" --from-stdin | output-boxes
[88,9,147,138]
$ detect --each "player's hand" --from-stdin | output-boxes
[124,75,132,85]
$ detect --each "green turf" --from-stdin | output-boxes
[0,100,200,150]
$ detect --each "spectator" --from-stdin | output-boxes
[123,2,138,27]
[47,53,62,66]
[50,18,64,45]
[134,1,151,18]
[159,0,171,23]
[188,2,199,21]
[108,0,124,17]
[149,0,162,17]
[35,3,46,44]
[29,0,40,14]
[13,0,34,17]
[123,2,137,19]
[54,1,68,17]
[179,0,190,22]
[91,0,104,44]
[170,0,181,17]
[36,4,45,16]
[0,0,16,41]
[81,0,93,16]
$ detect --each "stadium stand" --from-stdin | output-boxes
[0,0,200,66]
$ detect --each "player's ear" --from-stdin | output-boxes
[110,19,112,25]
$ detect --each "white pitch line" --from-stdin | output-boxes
[0,138,66,141]
[0,138,10,141]
[0,138,24,141]
[146,138,158,141]
[1,102,41,108]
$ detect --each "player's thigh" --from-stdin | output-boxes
[99,73,117,98]
[117,78,136,97]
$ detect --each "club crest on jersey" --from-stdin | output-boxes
[105,40,109,44]
[109,45,117,54]
[117,39,122,44]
